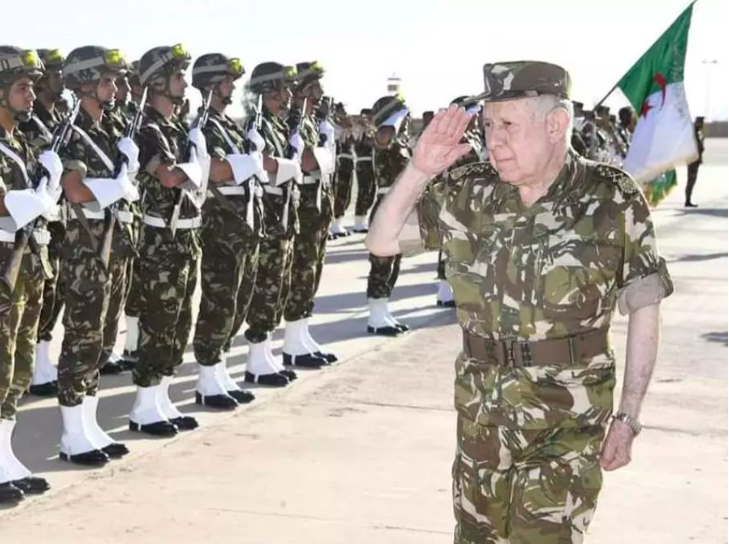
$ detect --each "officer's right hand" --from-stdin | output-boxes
[246,128,266,153]
[188,128,208,158]
[412,104,473,177]
[38,150,63,190]
[288,133,304,160]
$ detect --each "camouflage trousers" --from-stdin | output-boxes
[224,249,260,353]
[437,249,447,280]
[354,159,376,217]
[193,225,260,367]
[245,234,294,344]
[0,254,44,419]
[37,222,66,341]
[58,254,115,407]
[333,157,355,219]
[97,253,131,367]
[123,257,143,318]
[284,209,329,323]
[453,416,605,544]
[367,253,402,299]
[133,247,198,388]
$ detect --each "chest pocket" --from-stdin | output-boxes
[536,233,621,320]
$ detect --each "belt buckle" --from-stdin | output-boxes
[504,340,533,368]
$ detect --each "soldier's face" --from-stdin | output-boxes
[115,75,130,102]
[8,77,35,113]
[48,70,64,97]
[169,69,188,101]
[277,83,293,112]
[97,74,118,103]
[484,98,556,185]
[218,76,236,105]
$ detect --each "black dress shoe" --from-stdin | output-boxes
[279,369,297,381]
[102,442,130,459]
[0,482,24,504]
[195,392,238,410]
[314,351,338,364]
[244,371,290,387]
[282,353,326,369]
[228,389,255,404]
[99,361,124,376]
[59,449,110,466]
[170,416,199,431]
[367,325,402,336]
[352,228,368,233]
[394,323,410,332]
[12,476,50,495]
[119,358,136,372]
[129,420,178,437]
[685,202,698,208]
[437,300,457,308]
[29,381,58,397]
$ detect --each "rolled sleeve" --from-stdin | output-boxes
[616,191,674,315]
[396,176,446,256]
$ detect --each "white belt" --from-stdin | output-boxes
[356,156,372,163]
[75,207,106,220]
[116,210,134,224]
[143,215,201,229]
[377,187,391,195]
[301,176,319,186]
[0,229,50,245]
[264,185,283,196]
[337,154,355,161]
[209,186,247,197]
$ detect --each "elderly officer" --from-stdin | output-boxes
[366,61,673,543]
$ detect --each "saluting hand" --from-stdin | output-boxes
[412,104,473,177]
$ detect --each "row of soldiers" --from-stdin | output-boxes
[0,43,434,505]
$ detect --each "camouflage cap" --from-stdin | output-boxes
[475,61,571,102]
[192,53,244,90]
[0,46,44,86]
[248,62,297,94]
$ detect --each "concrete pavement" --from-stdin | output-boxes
[0,140,726,543]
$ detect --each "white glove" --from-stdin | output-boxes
[188,127,208,157]
[117,137,140,174]
[273,158,303,186]
[246,128,266,153]
[119,166,140,203]
[319,120,336,148]
[37,150,62,196]
[227,152,267,185]
[288,133,304,160]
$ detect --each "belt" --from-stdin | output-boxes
[301,176,319,186]
[209,186,247,197]
[377,187,391,195]
[337,154,355,161]
[116,210,134,224]
[0,229,50,245]
[461,328,610,368]
[76,206,105,220]
[356,156,372,163]
[264,185,283,196]
[143,214,201,230]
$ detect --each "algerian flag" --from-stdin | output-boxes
[617,2,698,183]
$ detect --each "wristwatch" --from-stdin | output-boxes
[613,412,643,436]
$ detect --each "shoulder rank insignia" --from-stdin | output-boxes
[593,163,639,196]
[447,161,496,182]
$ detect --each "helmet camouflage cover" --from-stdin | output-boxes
[192,53,244,90]
[138,44,191,87]
[247,62,297,94]
[0,46,44,87]
[63,46,127,90]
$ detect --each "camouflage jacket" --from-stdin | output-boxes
[296,114,333,220]
[136,106,200,257]
[201,109,264,239]
[259,107,298,237]
[412,151,674,430]
[373,132,411,191]
[60,107,135,258]
[18,100,66,149]
[353,132,374,160]
[0,127,51,285]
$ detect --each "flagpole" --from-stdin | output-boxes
[592,0,699,111]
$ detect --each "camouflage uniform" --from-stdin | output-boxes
[331,128,355,230]
[402,61,675,543]
[352,111,376,230]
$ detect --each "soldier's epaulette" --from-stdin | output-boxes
[591,162,640,196]
[447,161,496,183]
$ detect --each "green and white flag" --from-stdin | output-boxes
[618,2,698,183]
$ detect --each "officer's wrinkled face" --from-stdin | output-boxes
[7,76,36,119]
[484,97,567,186]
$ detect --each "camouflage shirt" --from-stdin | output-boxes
[296,114,333,220]
[136,106,200,257]
[60,107,135,258]
[18,100,66,149]
[373,132,411,190]
[0,127,51,284]
[412,151,673,430]
[353,132,374,159]
[201,109,263,239]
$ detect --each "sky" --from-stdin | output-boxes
[4,0,727,120]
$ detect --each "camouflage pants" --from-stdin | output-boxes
[453,416,605,544]
[333,158,355,219]
[245,235,294,344]
[0,256,44,419]
[123,257,143,318]
[224,247,260,353]
[367,253,402,299]
[97,253,131,367]
[58,254,113,406]
[37,223,66,341]
[193,225,260,366]
[133,247,198,388]
[354,159,376,217]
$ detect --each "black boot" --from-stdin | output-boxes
[0,482,23,504]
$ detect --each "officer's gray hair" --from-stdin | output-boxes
[531,94,574,146]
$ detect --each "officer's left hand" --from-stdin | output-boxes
[246,128,266,153]
[188,128,208,157]
[599,420,635,471]
[117,137,140,175]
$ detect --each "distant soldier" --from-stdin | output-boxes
[351,108,376,233]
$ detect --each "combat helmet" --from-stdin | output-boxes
[63,46,127,91]
[192,54,244,90]
[138,44,191,104]
[0,46,44,121]
[371,93,407,128]
[247,62,297,95]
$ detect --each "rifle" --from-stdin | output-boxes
[98,86,149,266]
[169,89,213,235]
[0,99,81,294]
[281,98,306,232]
